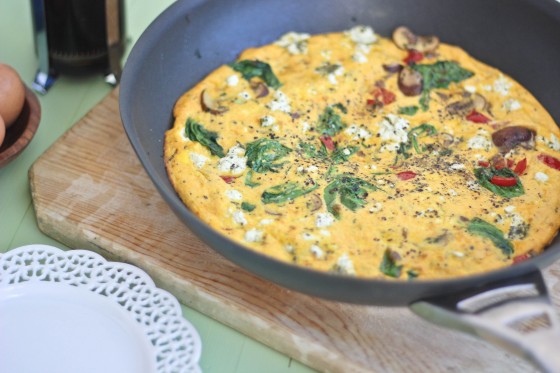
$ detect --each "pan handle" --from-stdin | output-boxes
[411,270,560,373]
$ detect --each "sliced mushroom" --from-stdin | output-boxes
[491,125,536,152]
[440,132,455,147]
[472,93,489,111]
[306,194,323,212]
[200,89,228,114]
[393,26,440,53]
[398,67,423,96]
[445,98,474,116]
[382,63,403,74]
[250,81,269,98]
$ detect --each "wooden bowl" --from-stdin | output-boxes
[0,87,41,168]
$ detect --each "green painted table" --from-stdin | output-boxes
[0,1,314,372]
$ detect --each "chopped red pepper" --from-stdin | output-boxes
[537,153,560,171]
[403,49,424,65]
[512,253,532,264]
[506,158,515,168]
[513,158,527,175]
[372,87,396,105]
[319,135,335,151]
[490,175,517,187]
[478,160,490,167]
[220,176,236,184]
[397,171,417,180]
[466,110,490,124]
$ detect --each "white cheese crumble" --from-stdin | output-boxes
[345,124,372,140]
[310,245,324,259]
[315,212,335,228]
[267,90,292,113]
[537,133,560,151]
[334,254,356,275]
[225,189,243,201]
[285,245,294,253]
[466,180,480,191]
[296,165,319,174]
[449,163,465,171]
[377,114,410,151]
[300,121,310,133]
[226,74,239,86]
[238,91,251,100]
[217,144,247,176]
[503,98,521,112]
[260,115,276,127]
[245,229,264,242]
[464,85,477,93]
[259,218,274,225]
[448,189,458,197]
[535,172,549,182]
[327,65,345,85]
[369,202,383,213]
[345,25,377,44]
[352,51,368,63]
[493,74,512,96]
[467,130,492,151]
[504,205,516,214]
[232,210,247,226]
[189,152,208,169]
[275,32,311,55]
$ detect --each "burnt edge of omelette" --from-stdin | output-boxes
[164,26,560,280]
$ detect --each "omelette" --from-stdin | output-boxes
[164,26,560,279]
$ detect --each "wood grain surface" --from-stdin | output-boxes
[29,88,554,373]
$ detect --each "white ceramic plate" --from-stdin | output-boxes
[0,245,202,373]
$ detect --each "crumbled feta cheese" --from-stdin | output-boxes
[538,133,560,151]
[342,148,351,156]
[503,98,521,112]
[189,152,208,169]
[535,172,549,182]
[493,74,512,96]
[226,74,239,86]
[448,189,458,196]
[450,251,465,258]
[310,245,324,259]
[275,32,311,54]
[466,180,480,191]
[301,121,310,133]
[285,245,294,253]
[369,202,383,213]
[345,25,377,44]
[238,91,251,100]
[504,205,516,214]
[467,130,492,151]
[327,65,345,85]
[260,115,276,127]
[302,232,316,241]
[225,189,243,201]
[333,254,356,275]
[217,144,247,176]
[377,114,410,151]
[352,51,368,63]
[297,165,319,174]
[464,85,477,93]
[345,124,372,140]
[260,219,274,225]
[267,90,291,113]
[449,163,465,171]
[233,210,247,226]
[245,229,264,242]
[315,212,335,228]
[507,213,529,240]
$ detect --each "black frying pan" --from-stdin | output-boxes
[120,0,560,370]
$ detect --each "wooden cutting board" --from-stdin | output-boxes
[30,88,551,373]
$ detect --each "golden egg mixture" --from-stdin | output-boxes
[165,26,560,279]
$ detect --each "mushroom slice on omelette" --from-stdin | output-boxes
[164,25,560,280]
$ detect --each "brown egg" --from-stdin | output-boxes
[0,63,25,128]
[0,114,5,148]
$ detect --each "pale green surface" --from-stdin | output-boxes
[0,1,315,372]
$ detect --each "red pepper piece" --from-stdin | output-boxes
[403,49,424,65]
[513,158,527,175]
[319,135,335,151]
[466,110,490,124]
[220,176,236,184]
[537,153,560,171]
[490,175,517,187]
[478,160,490,167]
[506,158,515,169]
[397,171,417,180]
[512,253,532,264]
[372,87,396,105]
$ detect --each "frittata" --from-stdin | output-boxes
[164,26,560,279]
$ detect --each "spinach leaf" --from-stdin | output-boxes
[408,123,437,154]
[244,170,261,188]
[230,60,281,89]
[324,175,379,218]
[398,106,419,116]
[241,202,256,212]
[331,145,359,164]
[412,61,474,111]
[245,138,292,173]
[467,218,513,256]
[298,142,328,159]
[379,249,403,278]
[261,182,319,204]
[316,104,347,136]
[474,167,524,198]
[184,118,225,157]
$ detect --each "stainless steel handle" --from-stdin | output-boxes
[411,271,560,373]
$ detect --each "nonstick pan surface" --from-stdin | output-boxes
[120,0,560,306]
